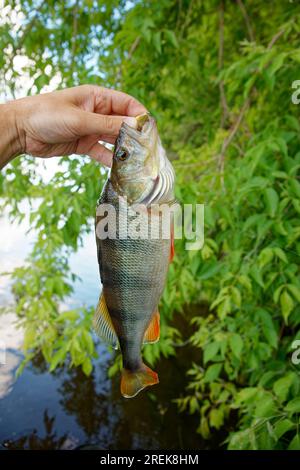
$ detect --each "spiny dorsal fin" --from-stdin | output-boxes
[93,293,118,349]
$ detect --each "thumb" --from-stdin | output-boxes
[74,110,137,137]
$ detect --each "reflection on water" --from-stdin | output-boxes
[0,205,205,450]
[3,410,75,450]
[0,341,203,449]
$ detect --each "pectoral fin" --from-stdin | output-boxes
[143,310,160,344]
[93,292,118,349]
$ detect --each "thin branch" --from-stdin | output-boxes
[116,36,141,86]
[127,36,141,61]
[218,0,229,128]
[180,0,195,38]
[218,98,249,184]
[267,28,285,50]
[236,0,254,42]
[176,0,183,30]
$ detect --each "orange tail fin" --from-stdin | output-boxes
[121,364,159,398]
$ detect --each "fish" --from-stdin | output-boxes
[93,113,175,398]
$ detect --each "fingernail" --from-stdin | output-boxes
[123,117,137,129]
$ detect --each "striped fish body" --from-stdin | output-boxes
[94,114,175,398]
[96,182,170,368]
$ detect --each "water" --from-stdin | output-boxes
[0,205,205,450]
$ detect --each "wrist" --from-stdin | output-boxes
[0,101,24,168]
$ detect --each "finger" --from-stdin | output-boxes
[77,141,113,167]
[75,110,137,137]
[99,134,117,145]
[91,86,147,116]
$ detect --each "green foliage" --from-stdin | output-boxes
[1,0,300,450]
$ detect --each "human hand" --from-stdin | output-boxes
[0,85,147,168]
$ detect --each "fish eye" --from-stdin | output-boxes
[116,147,129,161]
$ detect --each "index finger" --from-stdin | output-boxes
[94,87,147,117]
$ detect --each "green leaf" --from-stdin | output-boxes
[280,290,294,324]
[82,331,94,355]
[229,333,243,358]
[204,363,222,382]
[23,327,37,351]
[49,347,67,372]
[189,396,199,414]
[254,395,276,418]
[285,397,300,414]
[273,247,288,263]
[288,433,300,450]
[153,31,162,54]
[197,417,210,439]
[217,296,231,319]
[273,373,296,402]
[228,430,251,450]
[203,342,220,364]
[256,309,278,348]
[273,285,285,303]
[165,30,179,48]
[287,284,300,302]
[82,357,93,376]
[290,179,300,198]
[259,247,274,267]
[250,265,264,288]
[198,261,222,280]
[235,387,258,404]
[268,52,286,76]
[209,408,224,429]
[58,311,80,322]
[231,287,241,307]
[274,419,294,440]
[264,187,279,217]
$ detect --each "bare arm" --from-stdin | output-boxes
[0,103,21,168]
[0,85,147,169]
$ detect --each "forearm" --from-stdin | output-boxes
[0,102,22,169]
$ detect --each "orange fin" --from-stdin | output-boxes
[121,364,159,398]
[143,310,160,344]
[170,221,175,262]
[93,292,118,349]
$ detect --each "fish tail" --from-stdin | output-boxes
[121,364,159,399]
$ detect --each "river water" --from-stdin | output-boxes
[0,204,205,450]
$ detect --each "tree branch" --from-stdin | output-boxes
[236,0,254,42]
[267,28,285,50]
[218,0,229,128]
[218,98,249,185]
[127,36,141,61]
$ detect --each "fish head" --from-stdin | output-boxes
[110,114,168,204]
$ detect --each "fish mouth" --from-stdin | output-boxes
[120,113,156,143]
